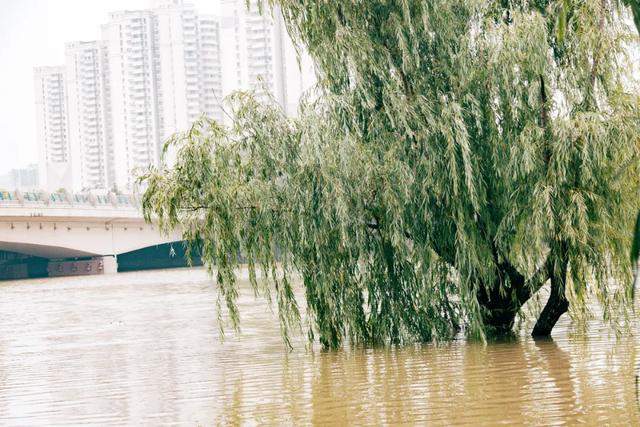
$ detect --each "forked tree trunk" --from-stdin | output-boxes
[477,255,569,336]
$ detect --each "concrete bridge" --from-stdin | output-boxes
[0,190,186,279]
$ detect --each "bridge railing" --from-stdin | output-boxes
[0,190,141,209]
[0,191,18,204]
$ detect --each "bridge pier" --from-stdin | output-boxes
[47,256,118,277]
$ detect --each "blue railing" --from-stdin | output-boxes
[0,191,14,201]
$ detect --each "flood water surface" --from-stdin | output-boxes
[0,268,637,425]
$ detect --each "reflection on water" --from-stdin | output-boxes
[0,268,637,425]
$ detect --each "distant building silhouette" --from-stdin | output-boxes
[0,164,39,191]
[34,66,71,192]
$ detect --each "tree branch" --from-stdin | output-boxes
[182,204,284,213]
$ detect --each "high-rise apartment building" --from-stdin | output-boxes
[65,41,113,191]
[33,66,72,192]
[100,1,224,191]
[101,10,162,191]
[220,0,315,116]
[220,0,285,106]
[154,1,224,139]
[198,15,224,122]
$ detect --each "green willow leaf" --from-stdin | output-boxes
[557,0,569,43]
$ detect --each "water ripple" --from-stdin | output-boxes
[0,268,637,425]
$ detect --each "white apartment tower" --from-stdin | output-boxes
[98,2,224,191]
[33,66,72,192]
[101,10,162,191]
[221,0,285,106]
[65,41,113,191]
[154,1,224,140]
[198,15,224,123]
[220,0,315,116]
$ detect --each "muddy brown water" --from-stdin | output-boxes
[0,267,637,425]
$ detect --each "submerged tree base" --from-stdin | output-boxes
[532,294,569,337]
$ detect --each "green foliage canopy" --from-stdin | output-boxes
[141,0,640,348]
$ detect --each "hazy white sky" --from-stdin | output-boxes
[0,0,222,175]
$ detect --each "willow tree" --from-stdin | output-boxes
[141,0,640,348]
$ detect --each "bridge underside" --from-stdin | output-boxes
[0,240,201,281]
[0,241,96,259]
[0,218,190,280]
[117,242,203,272]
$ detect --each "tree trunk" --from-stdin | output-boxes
[531,282,568,337]
[477,271,527,335]
[477,283,520,334]
[480,304,519,334]
[532,245,569,337]
[477,258,549,335]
